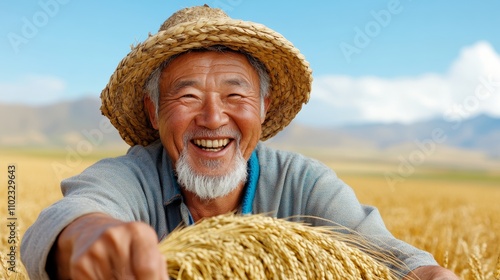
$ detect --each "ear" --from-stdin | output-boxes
[261,96,271,124]
[144,95,159,129]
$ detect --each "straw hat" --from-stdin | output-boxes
[101,5,313,146]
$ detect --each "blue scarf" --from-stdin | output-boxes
[241,150,259,214]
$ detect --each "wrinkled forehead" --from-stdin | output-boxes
[164,50,252,71]
[159,51,260,89]
[158,45,265,75]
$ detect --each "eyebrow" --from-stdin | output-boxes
[222,78,251,89]
[171,77,252,93]
[171,80,198,93]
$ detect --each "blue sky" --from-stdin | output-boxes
[1,0,500,126]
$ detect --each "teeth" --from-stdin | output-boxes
[194,139,230,150]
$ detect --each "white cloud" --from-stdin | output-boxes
[298,41,500,126]
[0,74,67,105]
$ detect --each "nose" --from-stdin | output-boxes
[195,94,229,130]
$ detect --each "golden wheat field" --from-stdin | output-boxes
[1,148,499,279]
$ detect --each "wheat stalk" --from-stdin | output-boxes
[469,248,485,280]
[158,214,401,280]
[494,254,500,280]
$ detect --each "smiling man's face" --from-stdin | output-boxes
[145,51,268,198]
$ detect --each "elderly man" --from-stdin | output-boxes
[21,5,458,280]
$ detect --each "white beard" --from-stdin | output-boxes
[175,145,248,200]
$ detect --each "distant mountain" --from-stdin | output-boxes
[1,98,499,160]
[0,97,125,149]
[338,114,500,156]
[268,114,500,158]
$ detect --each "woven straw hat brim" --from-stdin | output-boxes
[101,17,313,146]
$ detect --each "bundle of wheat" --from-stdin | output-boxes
[158,214,401,280]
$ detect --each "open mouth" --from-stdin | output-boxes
[192,138,232,152]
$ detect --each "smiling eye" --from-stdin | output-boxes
[228,93,243,99]
[180,94,197,99]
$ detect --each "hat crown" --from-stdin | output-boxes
[159,5,228,31]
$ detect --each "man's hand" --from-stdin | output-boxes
[52,213,169,279]
[404,265,460,280]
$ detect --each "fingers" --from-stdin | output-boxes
[70,240,119,279]
[129,223,169,280]
[66,220,168,279]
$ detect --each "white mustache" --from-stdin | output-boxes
[183,127,241,143]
